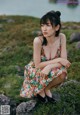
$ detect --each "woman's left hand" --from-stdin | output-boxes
[39,65,51,77]
[39,63,61,77]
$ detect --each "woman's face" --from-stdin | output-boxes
[41,20,57,38]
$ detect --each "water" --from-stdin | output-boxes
[0,0,80,22]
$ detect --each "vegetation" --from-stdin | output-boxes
[0,15,80,114]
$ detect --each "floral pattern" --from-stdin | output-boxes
[20,46,67,98]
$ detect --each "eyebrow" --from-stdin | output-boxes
[46,22,51,25]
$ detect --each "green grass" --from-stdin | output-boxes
[0,15,80,114]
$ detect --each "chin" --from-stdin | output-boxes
[43,34,48,37]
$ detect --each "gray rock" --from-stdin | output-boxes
[52,92,61,102]
[15,65,24,76]
[3,46,13,52]
[75,41,80,49]
[16,100,37,115]
[0,18,15,23]
[15,65,22,72]
[7,19,15,23]
[60,80,80,87]
[0,94,16,115]
[69,32,80,43]
[0,94,10,105]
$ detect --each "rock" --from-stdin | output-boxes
[0,18,15,23]
[3,46,13,52]
[62,25,80,30]
[16,100,37,115]
[15,65,24,76]
[0,94,10,105]
[75,41,80,49]
[52,92,61,102]
[60,80,80,87]
[69,32,80,43]
[0,94,16,115]
[15,65,22,72]
[7,19,15,23]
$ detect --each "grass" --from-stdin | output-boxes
[0,15,80,114]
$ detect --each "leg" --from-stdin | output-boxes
[45,72,67,96]
[38,90,45,97]
[24,69,46,97]
[36,89,47,103]
[50,72,67,89]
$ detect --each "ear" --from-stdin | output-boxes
[55,25,60,31]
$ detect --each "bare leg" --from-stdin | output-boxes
[38,90,45,97]
[45,73,67,96]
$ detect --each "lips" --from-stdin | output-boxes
[43,32,48,35]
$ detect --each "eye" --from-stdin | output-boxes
[46,23,51,26]
[41,24,44,27]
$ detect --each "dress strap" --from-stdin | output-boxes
[59,35,62,48]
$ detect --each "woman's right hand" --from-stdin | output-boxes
[59,58,71,68]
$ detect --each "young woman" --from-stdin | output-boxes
[20,10,71,103]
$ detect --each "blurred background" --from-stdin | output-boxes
[0,0,80,22]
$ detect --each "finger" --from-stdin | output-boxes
[68,62,71,66]
[66,64,70,68]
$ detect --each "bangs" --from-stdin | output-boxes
[40,15,51,25]
[40,14,55,27]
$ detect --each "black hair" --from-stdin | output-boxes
[40,10,61,45]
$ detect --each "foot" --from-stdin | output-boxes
[45,89,52,97]
[46,95,56,103]
[45,89,56,103]
[37,94,47,103]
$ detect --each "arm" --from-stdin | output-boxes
[60,33,67,59]
[59,33,71,68]
[33,37,61,69]
[37,63,62,78]
[41,63,62,76]
[39,33,70,67]
[40,34,71,76]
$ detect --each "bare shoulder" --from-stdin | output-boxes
[33,36,43,45]
[59,33,66,40]
[59,33,66,41]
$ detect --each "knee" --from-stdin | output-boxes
[59,72,67,81]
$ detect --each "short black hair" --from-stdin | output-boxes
[40,10,61,45]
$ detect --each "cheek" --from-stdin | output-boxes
[50,30,56,35]
[52,28,56,32]
[48,27,53,31]
[41,27,44,31]
[41,28,43,32]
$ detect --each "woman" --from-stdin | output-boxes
[20,10,71,103]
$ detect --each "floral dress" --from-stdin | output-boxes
[20,39,67,98]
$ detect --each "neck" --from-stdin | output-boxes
[46,35,56,45]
